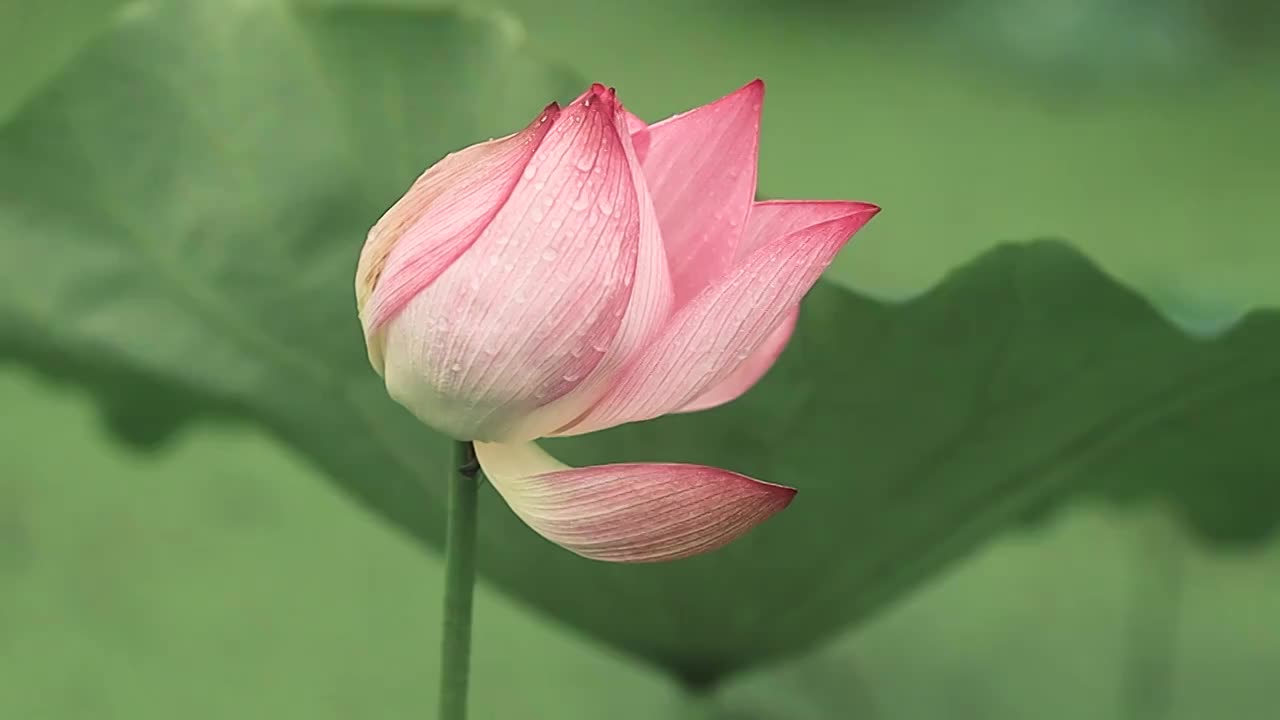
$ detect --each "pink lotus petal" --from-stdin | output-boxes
[675,200,875,412]
[641,79,763,306]
[474,441,795,562]
[379,86,648,442]
[358,103,560,368]
[624,108,650,163]
[559,202,879,435]
[505,92,674,440]
[735,199,880,260]
[677,307,798,413]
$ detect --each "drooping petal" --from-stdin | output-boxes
[359,103,560,369]
[559,202,879,435]
[378,85,647,442]
[677,307,797,413]
[641,79,763,305]
[474,441,795,563]
[675,200,875,412]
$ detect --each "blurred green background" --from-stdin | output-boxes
[2,0,1278,718]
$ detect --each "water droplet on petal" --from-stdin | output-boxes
[450,363,462,372]
[531,208,544,222]
[522,166,536,180]
[576,155,593,172]
[572,197,589,212]
[541,249,558,261]
[598,198,613,216]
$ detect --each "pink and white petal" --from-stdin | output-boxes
[676,307,798,413]
[474,441,795,563]
[642,79,764,305]
[560,203,879,435]
[359,103,560,368]
[379,86,646,442]
[509,97,674,441]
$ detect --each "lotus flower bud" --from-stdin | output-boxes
[357,81,878,562]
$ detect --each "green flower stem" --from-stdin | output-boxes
[438,440,480,720]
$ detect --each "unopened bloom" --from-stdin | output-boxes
[356,80,878,562]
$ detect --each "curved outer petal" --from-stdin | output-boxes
[559,201,879,436]
[641,79,763,306]
[676,200,880,412]
[677,307,797,413]
[358,103,560,370]
[510,93,674,441]
[474,441,795,563]
[378,86,648,442]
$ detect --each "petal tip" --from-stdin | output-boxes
[757,478,798,511]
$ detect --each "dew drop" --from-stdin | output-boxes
[488,255,500,267]
[550,218,563,229]
[576,155,593,172]
[522,166,537,180]
[598,198,614,216]
[541,249,558,261]
[563,371,583,383]
[450,363,462,372]
[543,196,554,207]
[591,340,609,353]
[533,181,545,191]
[531,208,544,222]
[572,197,589,212]
[503,263,515,272]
